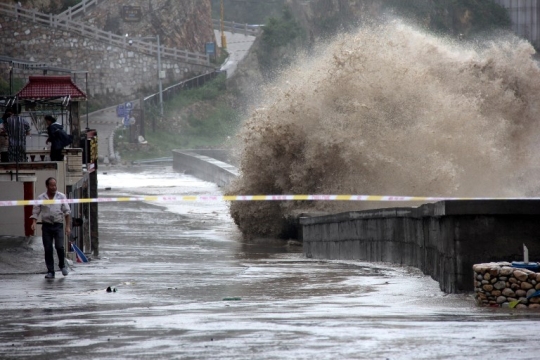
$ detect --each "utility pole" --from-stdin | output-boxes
[127,33,164,127]
[220,0,227,49]
[157,34,163,119]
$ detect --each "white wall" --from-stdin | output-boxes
[0,162,66,237]
[0,181,25,236]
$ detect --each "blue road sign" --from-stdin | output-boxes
[116,104,126,118]
[205,42,215,55]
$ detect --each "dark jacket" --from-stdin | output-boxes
[47,123,68,150]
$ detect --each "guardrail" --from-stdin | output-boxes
[0,3,209,66]
[212,19,262,36]
[143,71,223,109]
[56,0,104,20]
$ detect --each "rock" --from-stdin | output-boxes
[476,274,483,281]
[496,296,507,304]
[501,302,510,308]
[502,288,515,297]
[483,284,494,292]
[536,273,540,282]
[529,297,540,304]
[519,297,529,304]
[536,283,540,290]
[515,289,527,298]
[500,267,514,276]
[511,283,521,290]
[516,304,528,309]
[507,297,517,302]
[509,277,518,284]
[532,280,537,285]
[481,280,489,285]
[483,273,491,281]
[490,278,497,284]
[514,270,528,282]
[529,304,540,309]
[491,290,501,297]
[474,265,489,273]
[499,276,507,281]
[527,289,537,298]
[493,281,506,290]
[475,281,482,287]
[489,268,500,277]
[521,282,534,290]
[528,273,537,280]
[477,293,487,299]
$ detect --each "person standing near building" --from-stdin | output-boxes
[45,115,70,161]
[0,113,8,162]
[4,106,30,163]
[30,177,71,279]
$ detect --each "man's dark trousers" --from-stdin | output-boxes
[50,148,63,161]
[42,223,65,273]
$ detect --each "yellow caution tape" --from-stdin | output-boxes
[0,195,535,207]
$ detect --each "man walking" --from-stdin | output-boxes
[30,177,71,279]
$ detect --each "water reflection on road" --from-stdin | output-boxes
[1,166,539,360]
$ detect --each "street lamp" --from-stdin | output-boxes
[127,34,164,118]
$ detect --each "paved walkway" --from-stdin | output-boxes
[2,166,540,359]
[215,30,256,77]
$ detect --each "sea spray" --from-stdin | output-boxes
[228,20,540,238]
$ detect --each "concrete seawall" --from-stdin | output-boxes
[172,150,238,187]
[301,200,540,293]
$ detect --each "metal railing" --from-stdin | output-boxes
[212,19,263,36]
[56,0,104,20]
[0,3,210,66]
[143,70,223,109]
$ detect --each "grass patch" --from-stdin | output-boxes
[115,73,240,163]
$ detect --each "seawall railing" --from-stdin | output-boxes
[301,200,540,294]
[172,150,238,188]
[0,3,209,66]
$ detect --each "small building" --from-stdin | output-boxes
[0,75,99,257]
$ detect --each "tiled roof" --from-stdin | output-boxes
[17,76,86,100]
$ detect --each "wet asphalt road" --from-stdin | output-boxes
[1,166,540,360]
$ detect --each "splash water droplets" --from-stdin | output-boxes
[228,21,540,237]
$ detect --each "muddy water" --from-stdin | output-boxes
[229,20,540,237]
[0,166,539,359]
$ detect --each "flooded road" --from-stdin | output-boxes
[1,166,540,359]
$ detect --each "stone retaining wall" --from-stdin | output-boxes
[473,262,540,308]
[0,15,211,99]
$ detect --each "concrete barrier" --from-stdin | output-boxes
[301,200,540,293]
[172,150,238,187]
